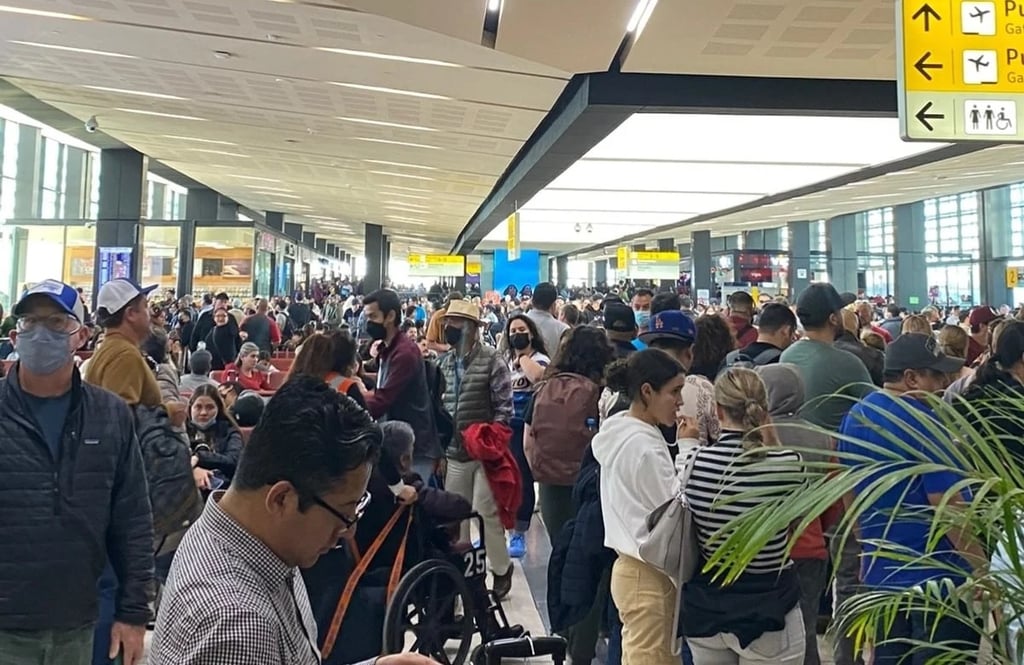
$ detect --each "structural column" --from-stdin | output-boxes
[691,230,713,299]
[657,238,676,290]
[8,123,41,299]
[364,224,384,293]
[594,259,608,286]
[981,186,1014,307]
[382,235,391,284]
[826,214,859,295]
[62,147,88,219]
[94,149,147,302]
[788,221,812,297]
[891,203,930,309]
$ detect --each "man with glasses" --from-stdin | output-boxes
[0,280,154,665]
[151,375,435,665]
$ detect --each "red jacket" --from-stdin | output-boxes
[461,422,521,530]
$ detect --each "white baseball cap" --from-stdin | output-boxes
[15,279,86,322]
[97,278,158,315]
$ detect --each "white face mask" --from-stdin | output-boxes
[192,418,216,431]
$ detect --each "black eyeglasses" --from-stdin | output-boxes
[311,490,371,533]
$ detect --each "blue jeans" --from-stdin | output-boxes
[872,603,980,664]
[91,563,117,665]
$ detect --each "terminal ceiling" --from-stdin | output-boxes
[0,0,1011,259]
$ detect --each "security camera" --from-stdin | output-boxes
[84,116,99,133]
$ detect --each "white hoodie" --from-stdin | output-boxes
[592,411,678,560]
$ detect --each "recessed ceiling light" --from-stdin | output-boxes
[162,135,236,146]
[185,148,250,158]
[114,108,206,121]
[84,85,187,100]
[383,201,430,209]
[241,184,291,191]
[365,159,437,171]
[380,192,431,200]
[379,184,434,193]
[385,216,430,225]
[213,50,232,59]
[370,170,436,181]
[276,203,313,209]
[352,137,441,150]
[338,117,437,132]
[316,47,462,68]
[384,205,432,214]
[253,192,301,199]
[0,5,90,19]
[326,81,451,101]
[10,41,133,57]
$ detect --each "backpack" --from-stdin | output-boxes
[720,346,782,374]
[134,405,203,543]
[524,373,601,486]
[424,359,453,447]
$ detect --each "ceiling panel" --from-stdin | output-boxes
[496,0,636,73]
[624,0,896,79]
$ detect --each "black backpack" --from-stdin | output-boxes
[423,359,453,448]
[719,346,783,375]
[134,406,203,543]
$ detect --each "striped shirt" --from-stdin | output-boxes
[684,432,803,574]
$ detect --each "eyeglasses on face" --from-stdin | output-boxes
[16,313,80,334]
[311,490,371,533]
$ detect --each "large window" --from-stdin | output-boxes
[193,226,254,299]
[1008,183,1024,257]
[856,208,894,296]
[924,192,980,305]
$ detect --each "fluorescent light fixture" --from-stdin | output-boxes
[385,206,432,215]
[338,117,438,132]
[487,0,503,11]
[383,200,430,209]
[114,108,206,121]
[379,184,434,193]
[162,135,236,146]
[316,47,462,68]
[84,86,186,100]
[365,159,437,171]
[276,203,313,209]
[385,216,430,226]
[0,5,89,19]
[370,170,436,181]
[233,175,283,183]
[10,41,133,57]
[327,81,450,100]
[186,148,250,158]
[253,192,301,199]
[241,183,290,190]
[381,192,431,200]
[352,137,441,150]
[626,0,658,34]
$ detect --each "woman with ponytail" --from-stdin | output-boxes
[682,367,806,665]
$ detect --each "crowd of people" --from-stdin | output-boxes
[0,272,1018,665]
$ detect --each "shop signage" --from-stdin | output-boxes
[467,261,482,276]
[1007,266,1022,287]
[408,253,466,277]
[283,242,296,258]
[899,0,1024,140]
[257,232,277,253]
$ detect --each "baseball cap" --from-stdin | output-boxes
[97,278,158,315]
[839,292,858,307]
[796,283,845,328]
[14,279,85,322]
[603,302,636,333]
[885,333,964,375]
[968,305,1002,329]
[640,310,698,345]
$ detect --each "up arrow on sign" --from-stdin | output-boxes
[911,3,941,31]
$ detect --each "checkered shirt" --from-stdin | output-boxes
[149,496,376,665]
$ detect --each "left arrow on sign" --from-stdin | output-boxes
[914,51,943,80]
[911,3,942,31]
[915,101,945,131]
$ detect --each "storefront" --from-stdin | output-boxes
[3,222,97,304]
[712,250,790,299]
[279,241,296,297]
[255,230,277,297]
[192,226,255,301]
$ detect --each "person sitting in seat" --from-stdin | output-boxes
[179,349,218,393]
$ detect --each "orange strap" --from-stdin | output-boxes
[321,506,413,659]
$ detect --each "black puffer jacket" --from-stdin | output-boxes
[0,366,155,630]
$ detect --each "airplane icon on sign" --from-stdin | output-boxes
[969,5,991,20]
[968,54,989,70]
[961,1,996,35]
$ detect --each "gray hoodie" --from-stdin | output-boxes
[756,363,833,465]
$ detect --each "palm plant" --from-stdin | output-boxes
[701,387,1024,664]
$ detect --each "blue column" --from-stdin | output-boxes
[691,230,712,297]
[981,186,1014,307]
[788,221,812,298]
[893,203,930,309]
[827,214,859,294]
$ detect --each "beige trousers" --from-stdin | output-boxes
[610,554,678,665]
[445,458,512,576]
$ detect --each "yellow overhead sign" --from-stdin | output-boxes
[632,251,679,262]
[407,254,465,277]
[616,247,629,269]
[1008,266,1021,287]
[900,0,1024,140]
[506,212,520,261]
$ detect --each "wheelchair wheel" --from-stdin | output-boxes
[383,559,476,665]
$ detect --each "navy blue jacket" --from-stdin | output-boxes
[0,365,154,630]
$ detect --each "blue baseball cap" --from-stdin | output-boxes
[640,310,697,345]
[97,278,158,315]
[14,279,86,322]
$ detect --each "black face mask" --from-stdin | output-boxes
[510,332,531,351]
[366,320,387,341]
[444,326,463,346]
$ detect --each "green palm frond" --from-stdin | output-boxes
[701,388,1024,664]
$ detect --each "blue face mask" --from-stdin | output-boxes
[634,310,651,330]
[16,325,75,375]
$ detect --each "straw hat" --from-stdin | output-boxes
[444,299,484,324]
